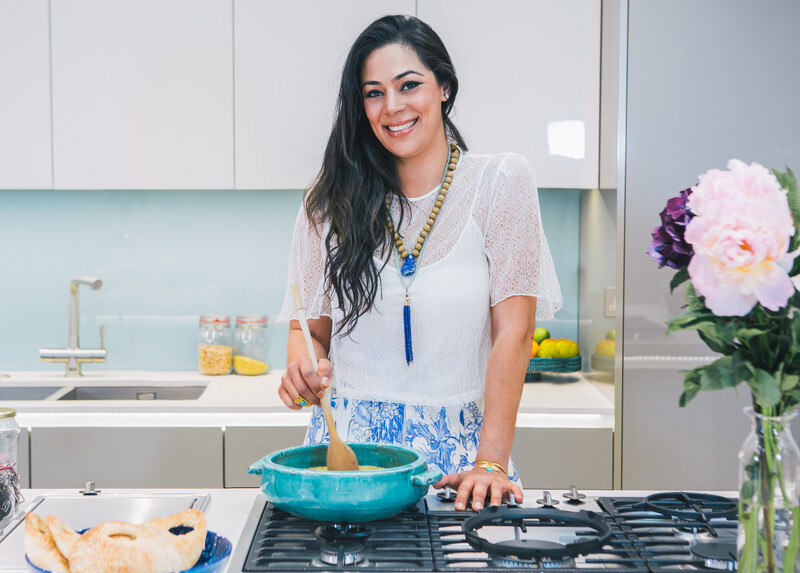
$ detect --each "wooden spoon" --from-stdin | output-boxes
[290,284,359,471]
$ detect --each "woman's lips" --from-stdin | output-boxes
[385,118,418,136]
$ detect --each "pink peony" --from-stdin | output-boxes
[684,160,796,316]
[688,159,791,220]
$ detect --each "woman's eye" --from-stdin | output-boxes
[401,81,420,91]
[364,90,382,99]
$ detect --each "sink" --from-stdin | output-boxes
[0,493,210,570]
[0,386,62,400]
[57,385,207,401]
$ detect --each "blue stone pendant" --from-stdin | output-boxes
[400,255,416,277]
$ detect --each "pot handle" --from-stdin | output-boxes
[409,465,443,487]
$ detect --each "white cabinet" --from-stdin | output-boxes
[50,0,234,190]
[511,427,613,489]
[418,0,601,189]
[30,427,224,488]
[7,1,601,190]
[234,0,415,190]
[226,424,612,489]
[224,425,307,487]
[0,0,52,189]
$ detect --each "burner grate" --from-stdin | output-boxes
[427,509,650,571]
[596,496,738,572]
[241,502,434,571]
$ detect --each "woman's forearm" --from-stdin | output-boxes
[477,296,537,468]
[287,317,333,365]
[477,330,530,466]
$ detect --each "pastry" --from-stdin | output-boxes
[24,508,207,573]
[24,513,70,573]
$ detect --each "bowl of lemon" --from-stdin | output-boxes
[527,328,581,382]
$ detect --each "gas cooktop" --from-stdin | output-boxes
[229,490,738,572]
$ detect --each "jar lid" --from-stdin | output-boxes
[0,408,17,419]
[199,314,230,324]
[236,314,268,325]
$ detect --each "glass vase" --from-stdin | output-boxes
[738,406,800,573]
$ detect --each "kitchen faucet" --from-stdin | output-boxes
[40,276,107,377]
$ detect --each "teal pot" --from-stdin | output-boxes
[248,443,442,522]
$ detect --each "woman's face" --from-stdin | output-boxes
[360,43,447,161]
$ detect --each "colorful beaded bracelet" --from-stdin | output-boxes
[475,460,507,476]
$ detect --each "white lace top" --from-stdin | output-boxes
[279,151,563,406]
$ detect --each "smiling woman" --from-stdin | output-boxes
[361,43,449,174]
[275,15,562,512]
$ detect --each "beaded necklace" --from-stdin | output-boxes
[385,142,460,365]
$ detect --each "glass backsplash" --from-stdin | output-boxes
[0,188,581,372]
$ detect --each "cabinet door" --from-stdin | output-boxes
[50,0,234,190]
[30,427,224,488]
[418,0,600,189]
[0,0,52,189]
[511,427,612,489]
[224,425,307,487]
[234,0,415,190]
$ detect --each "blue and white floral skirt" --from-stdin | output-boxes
[303,388,521,486]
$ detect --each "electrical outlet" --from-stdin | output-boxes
[604,287,616,318]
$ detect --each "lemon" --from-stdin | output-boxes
[595,339,615,358]
[606,329,616,340]
[538,338,579,359]
[234,355,268,375]
[537,339,557,358]
[530,340,540,358]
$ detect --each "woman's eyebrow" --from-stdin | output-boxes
[362,70,424,88]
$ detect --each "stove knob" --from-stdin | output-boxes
[79,481,100,495]
[536,491,559,507]
[436,486,458,503]
[563,485,586,505]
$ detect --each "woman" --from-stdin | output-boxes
[278,15,562,511]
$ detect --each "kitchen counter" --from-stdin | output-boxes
[1,486,735,573]
[1,370,614,429]
[0,487,260,573]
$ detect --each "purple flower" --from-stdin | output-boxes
[648,188,695,270]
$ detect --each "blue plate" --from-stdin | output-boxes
[26,530,231,573]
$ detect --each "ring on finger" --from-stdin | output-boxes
[294,395,311,407]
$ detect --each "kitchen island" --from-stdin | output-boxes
[0,486,736,572]
[0,370,615,490]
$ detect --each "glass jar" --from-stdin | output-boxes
[198,314,233,375]
[233,315,270,375]
[0,409,22,524]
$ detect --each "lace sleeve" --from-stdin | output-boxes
[484,154,563,319]
[277,204,332,323]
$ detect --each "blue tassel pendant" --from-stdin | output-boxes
[403,295,413,365]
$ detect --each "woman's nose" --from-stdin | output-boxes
[385,90,405,114]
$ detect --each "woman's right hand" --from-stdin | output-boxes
[279,355,332,409]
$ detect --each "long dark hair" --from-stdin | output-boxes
[305,14,467,336]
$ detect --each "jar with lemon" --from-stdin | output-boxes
[233,315,270,375]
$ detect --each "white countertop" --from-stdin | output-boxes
[1,370,615,429]
[0,488,260,573]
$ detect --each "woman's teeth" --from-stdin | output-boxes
[387,118,417,132]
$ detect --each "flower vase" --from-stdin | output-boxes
[738,406,800,573]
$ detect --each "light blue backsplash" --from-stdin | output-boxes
[0,188,578,372]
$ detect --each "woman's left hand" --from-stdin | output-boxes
[434,467,523,511]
